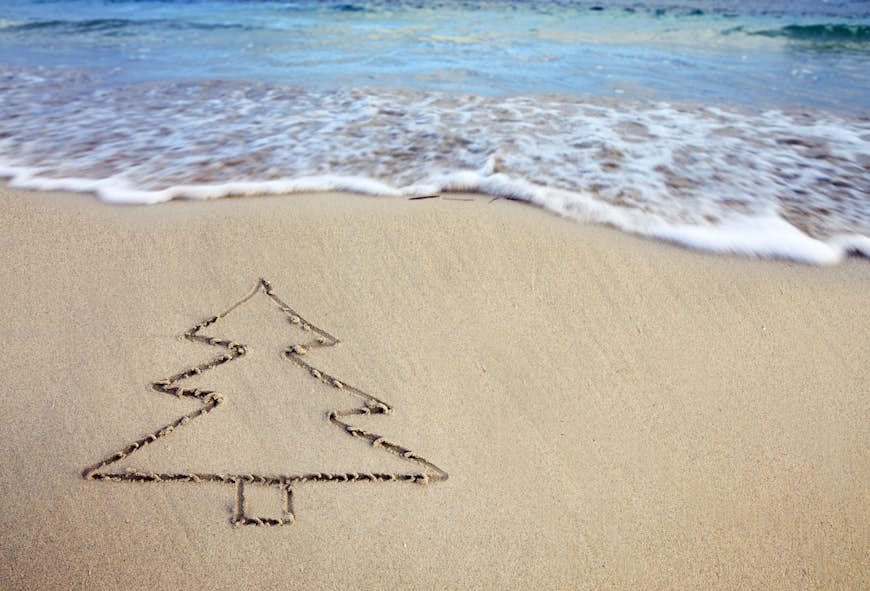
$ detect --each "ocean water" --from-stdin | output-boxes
[0,1,868,263]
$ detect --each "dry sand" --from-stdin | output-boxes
[0,186,867,590]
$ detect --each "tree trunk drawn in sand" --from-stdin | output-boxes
[82,278,447,527]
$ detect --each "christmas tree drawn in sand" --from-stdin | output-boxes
[82,279,448,526]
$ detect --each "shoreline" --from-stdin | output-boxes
[1,186,867,590]
[3,179,868,266]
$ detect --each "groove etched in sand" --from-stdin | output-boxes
[82,278,448,527]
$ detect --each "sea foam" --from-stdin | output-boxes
[0,69,868,265]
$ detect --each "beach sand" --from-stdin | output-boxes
[0,186,867,590]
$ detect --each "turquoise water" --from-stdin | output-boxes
[0,1,868,262]
[2,1,869,109]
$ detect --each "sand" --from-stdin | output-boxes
[0,186,867,590]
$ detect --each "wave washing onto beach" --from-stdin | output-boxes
[1,67,868,264]
[1,0,869,264]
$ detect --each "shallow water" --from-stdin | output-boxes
[0,1,868,263]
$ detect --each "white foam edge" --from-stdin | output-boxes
[0,165,408,204]
[422,170,862,266]
[1,163,865,266]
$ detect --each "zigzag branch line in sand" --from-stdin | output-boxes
[81,278,448,527]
